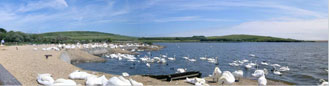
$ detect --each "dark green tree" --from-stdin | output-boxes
[107,38,112,43]
[0,28,6,33]
[0,28,6,40]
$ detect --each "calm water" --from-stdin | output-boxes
[77,42,328,85]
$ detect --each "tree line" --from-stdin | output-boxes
[0,28,112,44]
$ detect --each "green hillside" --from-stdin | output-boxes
[0,27,305,44]
[138,34,303,42]
[204,34,302,42]
[40,31,136,41]
[138,36,206,42]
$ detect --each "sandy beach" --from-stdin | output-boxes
[0,45,290,85]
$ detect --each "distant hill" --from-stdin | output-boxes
[204,34,302,42]
[39,31,137,41]
[0,28,305,44]
[139,34,303,42]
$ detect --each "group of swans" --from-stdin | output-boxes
[210,66,268,85]
[107,76,143,86]
[139,53,219,69]
[37,73,76,86]
[206,57,217,64]
[227,54,290,76]
[37,70,143,86]
[105,53,136,61]
[210,67,236,85]
[182,55,217,63]
[186,77,209,86]
[36,43,156,52]
[182,55,197,62]
[139,54,172,68]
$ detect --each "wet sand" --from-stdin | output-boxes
[0,45,289,85]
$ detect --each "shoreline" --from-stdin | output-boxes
[0,44,291,85]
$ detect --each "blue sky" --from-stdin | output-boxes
[0,0,327,40]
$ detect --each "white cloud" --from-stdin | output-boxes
[149,0,326,18]
[0,0,131,33]
[17,0,68,12]
[153,16,234,22]
[56,0,68,7]
[225,18,328,40]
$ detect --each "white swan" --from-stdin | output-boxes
[233,70,243,80]
[128,78,144,86]
[183,56,189,60]
[153,57,161,61]
[270,64,281,67]
[252,70,265,78]
[122,72,129,76]
[248,62,257,66]
[249,54,256,57]
[237,60,244,64]
[260,61,269,65]
[86,75,108,86]
[245,64,253,69]
[258,74,267,86]
[200,57,207,60]
[195,82,210,86]
[161,54,167,58]
[53,78,77,86]
[186,77,197,84]
[176,68,187,73]
[168,57,175,60]
[106,76,131,86]
[207,58,215,61]
[168,55,176,60]
[37,73,54,86]
[319,79,328,86]
[279,66,290,71]
[140,57,149,62]
[146,63,150,68]
[273,70,282,75]
[229,62,240,66]
[188,58,197,62]
[242,59,249,63]
[158,58,166,63]
[69,70,95,80]
[186,77,207,85]
[218,71,235,85]
[212,67,222,82]
[168,55,176,61]
[207,58,216,63]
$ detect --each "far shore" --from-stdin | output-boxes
[0,44,291,85]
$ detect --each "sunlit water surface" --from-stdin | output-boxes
[77,42,328,85]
